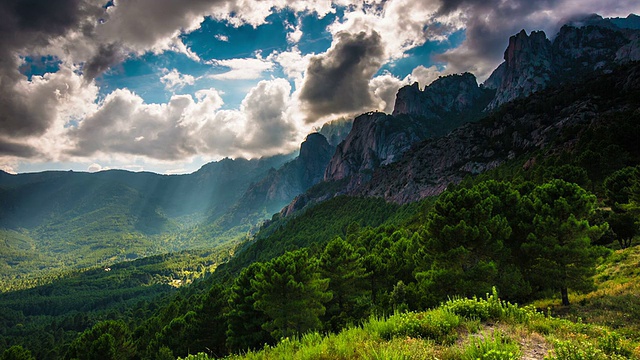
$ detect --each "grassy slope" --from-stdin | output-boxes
[180,245,640,360]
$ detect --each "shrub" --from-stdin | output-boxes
[442,287,541,324]
[547,339,628,360]
[462,331,521,360]
[369,308,460,344]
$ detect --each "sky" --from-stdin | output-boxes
[1,0,639,175]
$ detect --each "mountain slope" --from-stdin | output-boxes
[323,73,494,191]
[0,154,295,283]
[357,62,640,203]
[218,133,335,228]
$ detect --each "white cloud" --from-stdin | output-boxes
[0,159,18,174]
[160,68,198,91]
[66,79,301,161]
[208,57,274,80]
[368,73,408,114]
[215,34,229,42]
[286,21,304,44]
[404,65,444,88]
[87,163,110,172]
[327,0,445,62]
[269,48,312,82]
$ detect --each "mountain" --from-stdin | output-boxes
[355,62,640,203]
[0,154,295,278]
[485,14,640,109]
[218,133,335,227]
[393,72,491,117]
[318,117,354,146]
[323,74,494,190]
[280,15,640,217]
[0,155,294,230]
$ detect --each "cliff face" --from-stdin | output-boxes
[356,63,640,204]
[393,73,489,117]
[324,74,493,188]
[323,112,425,184]
[485,30,552,109]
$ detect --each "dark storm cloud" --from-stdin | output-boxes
[299,30,385,121]
[0,0,103,141]
[434,0,563,79]
[0,139,39,158]
[83,42,126,80]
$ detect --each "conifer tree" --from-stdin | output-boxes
[318,237,369,331]
[252,249,332,340]
[226,263,270,352]
[523,179,606,305]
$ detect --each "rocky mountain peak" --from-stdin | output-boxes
[393,72,484,117]
[485,29,552,110]
[299,133,334,186]
[485,15,640,110]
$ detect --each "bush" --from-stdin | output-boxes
[547,339,628,360]
[442,287,540,324]
[371,308,460,344]
[462,331,521,360]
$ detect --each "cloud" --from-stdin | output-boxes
[405,65,444,87]
[83,42,127,80]
[0,140,40,158]
[67,79,298,161]
[0,0,102,140]
[215,34,229,42]
[270,48,312,82]
[433,0,640,81]
[0,64,97,143]
[3,0,640,173]
[161,68,198,91]
[299,30,386,121]
[199,79,299,156]
[68,89,207,160]
[236,79,297,151]
[286,21,304,44]
[368,73,408,114]
[87,163,109,172]
[208,57,274,80]
[326,0,444,60]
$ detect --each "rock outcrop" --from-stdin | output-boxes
[393,73,490,117]
[485,30,552,109]
[319,117,354,146]
[356,62,640,203]
[323,112,426,186]
[324,74,493,189]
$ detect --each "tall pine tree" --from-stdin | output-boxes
[252,249,332,340]
[523,180,606,305]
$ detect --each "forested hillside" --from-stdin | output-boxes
[2,62,638,358]
[2,18,640,360]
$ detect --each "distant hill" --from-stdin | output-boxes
[0,154,295,282]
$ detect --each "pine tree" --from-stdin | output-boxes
[226,263,271,352]
[65,320,134,360]
[417,181,513,303]
[318,237,369,331]
[523,179,606,306]
[252,249,332,340]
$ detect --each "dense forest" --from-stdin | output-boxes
[2,64,640,360]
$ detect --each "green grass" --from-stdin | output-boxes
[177,246,640,360]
